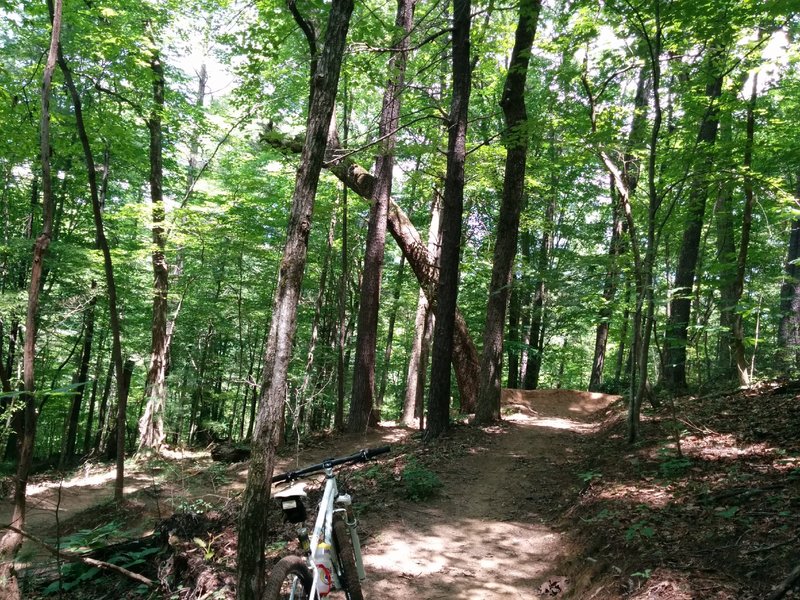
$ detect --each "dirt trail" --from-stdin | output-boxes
[360,388,618,599]
[2,388,618,598]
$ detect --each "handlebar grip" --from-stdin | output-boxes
[364,446,391,459]
[271,471,291,483]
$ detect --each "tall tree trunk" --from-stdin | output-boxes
[236,2,353,597]
[714,116,737,377]
[94,355,114,454]
[589,63,648,391]
[56,37,127,501]
[402,191,442,426]
[347,0,414,433]
[778,210,800,372]
[293,215,336,439]
[60,281,97,468]
[664,57,724,390]
[83,328,106,455]
[335,183,349,430]
[376,255,406,416]
[0,1,62,593]
[728,72,758,386]
[523,194,555,390]
[138,49,169,452]
[427,0,471,439]
[506,276,522,389]
[475,0,541,423]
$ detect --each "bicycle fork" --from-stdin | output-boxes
[335,494,366,581]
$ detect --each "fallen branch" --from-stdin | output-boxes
[741,534,799,556]
[767,562,800,600]
[1,525,155,587]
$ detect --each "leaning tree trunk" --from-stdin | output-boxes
[427,0,472,438]
[264,129,482,408]
[0,1,62,594]
[57,39,127,501]
[475,0,541,424]
[347,0,414,433]
[664,58,724,391]
[236,1,353,598]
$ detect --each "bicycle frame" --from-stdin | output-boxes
[304,467,365,594]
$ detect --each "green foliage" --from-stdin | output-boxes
[402,459,442,502]
[578,470,602,484]
[193,533,221,560]
[42,523,161,594]
[625,520,655,542]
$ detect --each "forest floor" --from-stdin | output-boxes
[4,383,800,599]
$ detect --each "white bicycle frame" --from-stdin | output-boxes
[280,466,365,598]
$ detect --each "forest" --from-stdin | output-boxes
[0,0,799,597]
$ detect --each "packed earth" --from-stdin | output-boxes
[2,385,799,599]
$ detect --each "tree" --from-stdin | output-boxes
[236,1,354,597]
[475,0,541,424]
[0,0,63,594]
[427,0,472,438]
[347,0,415,433]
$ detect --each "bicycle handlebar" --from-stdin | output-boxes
[271,446,391,484]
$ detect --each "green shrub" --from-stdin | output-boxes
[402,459,442,502]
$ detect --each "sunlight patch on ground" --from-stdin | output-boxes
[596,482,674,508]
[364,517,563,597]
[519,414,599,434]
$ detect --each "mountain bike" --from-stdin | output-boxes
[264,446,391,600]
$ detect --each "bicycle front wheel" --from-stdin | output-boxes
[263,555,313,600]
[332,514,364,600]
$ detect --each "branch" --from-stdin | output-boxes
[1,525,155,587]
[93,82,145,117]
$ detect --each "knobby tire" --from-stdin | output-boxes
[263,555,313,600]
[332,513,364,600]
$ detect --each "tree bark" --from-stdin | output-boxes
[138,49,169,452]
[347,0,414,433]
[778,176,800,372]
[426,0,472,438]
[589,63,648,391]
[56,35,127,501]
[264,131,482,410]
[523,193,555,390]
[664,58,724,391]
[60,280,96,468]
[402,191,442,426]
[728,71,758,386]
[0,2,62,594]
[475,0,541,423]
[236,1,353,598]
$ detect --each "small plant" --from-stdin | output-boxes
[193,533,221,560]
[173,497,214,514]
[625,520,655,542]
[716,505,739,519]
[578,470,602,484]
[631,568,652,579]
[402,459,442,502]
[657,447,692,478]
